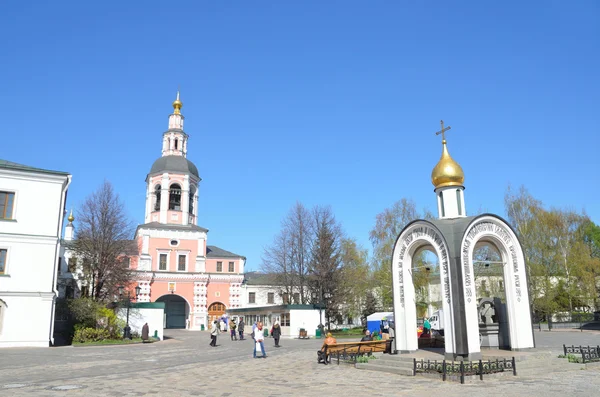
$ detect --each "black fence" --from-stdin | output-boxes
[533,312,599,331]
[414,358,516,384]
[563,345,600,363]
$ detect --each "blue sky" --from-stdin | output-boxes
[1,1,598,271]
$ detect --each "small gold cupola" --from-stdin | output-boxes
[172,90,183,114]
[67,209,75,223]
[431,120,465,188]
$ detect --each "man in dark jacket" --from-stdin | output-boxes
[272,322,282,347]
[238,318,245,340]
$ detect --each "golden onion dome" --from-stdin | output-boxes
[67,209,75,223]
[431,139,465,188]
[172,90,183,114]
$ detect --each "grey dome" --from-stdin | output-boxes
[149,156,199,178]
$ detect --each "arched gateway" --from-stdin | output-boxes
[392,121,534,360]
[156,294,189,329]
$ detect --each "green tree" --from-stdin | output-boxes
[361,291,379,325]
[338,237,371,322]
[369,198,432,309]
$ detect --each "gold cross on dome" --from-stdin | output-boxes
[435,120,451,142]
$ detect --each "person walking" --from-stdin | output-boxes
[423,317,431,337]
[272,322,282,347]
[209,320,219,347]
[230,319,237,341]
[238,318,245,340]
[253,322,267,358]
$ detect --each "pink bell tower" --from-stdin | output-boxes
[144,91,200,226]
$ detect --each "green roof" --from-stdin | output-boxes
[227,304,317,313]
[0,159,70,176]
[131,302,165,309]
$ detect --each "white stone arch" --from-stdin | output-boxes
[392,221,457,354]
[461,215,534,350]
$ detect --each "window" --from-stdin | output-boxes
[348,316,353,324]
[178,255,186,271]
[281,313,290,326]
[282,293,289,304]
[216,261,222,272]
[174,138,179,150]
[268,292,274,304]
[228,261,234,272]
[170,239,179,247]
[499,280,504,289]
[67,258,77,273]
[169,184,181,210]
[293,293,300,304]
[439,193,445,217]
[0,249,7,274]
[124,257,131,269]
[0,192,15,220]
[159,254,167,271]
[58,257,62,273]
[456,189,462,215]
[249,292,256,304]
[154,185,161,211]
[481,279,487,291]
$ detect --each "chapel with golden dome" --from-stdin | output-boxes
[431,120,466,219]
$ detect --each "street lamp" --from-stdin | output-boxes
[118,285,141,339]
[312,289,329,332]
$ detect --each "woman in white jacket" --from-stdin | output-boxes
[253,322,267,358]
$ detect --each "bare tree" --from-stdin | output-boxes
[261,228,294,300]
[284,202,313,304]
[309,205,343,326]
[261,202,314,303]
[71,180,137,302]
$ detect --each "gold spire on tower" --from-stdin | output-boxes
[431,120,465,188]
[172,89,183,114]
[67,209,75,223]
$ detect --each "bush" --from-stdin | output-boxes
[73,327,111,343]
[67,298,102,329]
[97,307,125,339]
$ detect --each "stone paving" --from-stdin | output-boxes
[0,329,599,396]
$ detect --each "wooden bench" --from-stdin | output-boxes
[418,335,444,348]
[317,340,391,365]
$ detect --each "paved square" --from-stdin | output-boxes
[1,330,599,396]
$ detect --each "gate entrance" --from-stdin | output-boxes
[156,294,189,329]
[208,302,226,325]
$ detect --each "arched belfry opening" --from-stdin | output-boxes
[154,185,161,211]
[391,121,534,360]
[169,184,181,211]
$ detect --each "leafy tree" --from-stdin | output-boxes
[338,238,371,322]
[361,291,379,325]
[369,198,431,309]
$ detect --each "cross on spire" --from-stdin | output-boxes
[435,120,451,143]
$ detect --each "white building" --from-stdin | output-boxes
[238,272,362,329]
[0,159,71,347]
